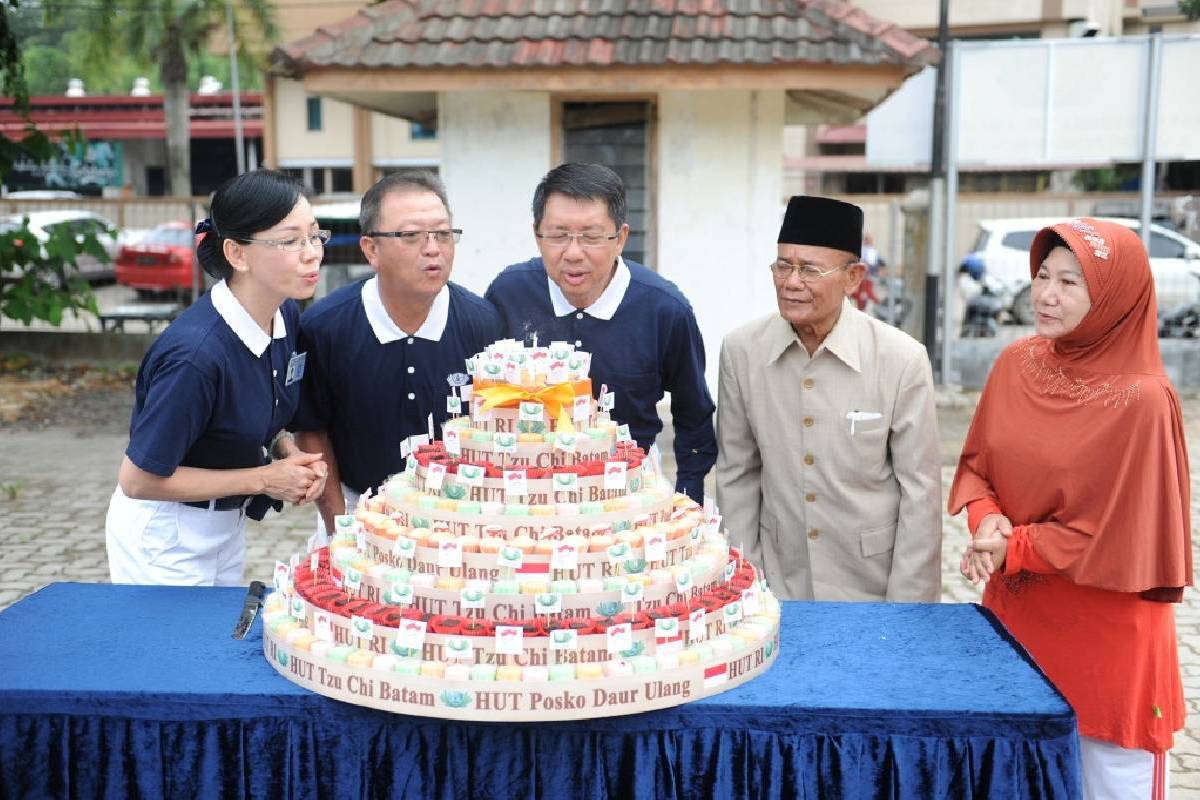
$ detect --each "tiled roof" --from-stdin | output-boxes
[274,0,937,75]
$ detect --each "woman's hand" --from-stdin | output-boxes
[260,451,325,504]
[962,532,1009,585]
[976,513,1013,540]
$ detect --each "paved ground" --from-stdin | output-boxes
[1,379,1198,794]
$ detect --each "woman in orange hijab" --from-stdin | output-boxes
[950,218,1192,799]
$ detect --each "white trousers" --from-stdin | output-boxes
[1080,735,1169,800]
[105,486,247,586]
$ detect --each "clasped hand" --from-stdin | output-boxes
[961,513,1011,585]
[261,451,329,505]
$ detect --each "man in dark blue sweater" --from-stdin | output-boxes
[295,172,502,532]
[485,163,717,502]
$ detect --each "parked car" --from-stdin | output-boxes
[115,221,199,298]
[961,217,1200,324]
[0,210,120,283]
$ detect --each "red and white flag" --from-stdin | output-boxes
[703,663,728,688]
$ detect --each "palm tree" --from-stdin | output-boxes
[52,0,276,196]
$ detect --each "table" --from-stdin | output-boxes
[0,584,1081,799]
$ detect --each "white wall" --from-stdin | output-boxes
[657,89,784,388]
[438,91,551,294]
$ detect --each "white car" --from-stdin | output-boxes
[961,217,1200,324]
[0,210,121,283]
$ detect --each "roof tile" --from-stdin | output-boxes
[272,0,937,76]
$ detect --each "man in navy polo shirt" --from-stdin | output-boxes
[485,162,716,502]
[294,172,502,532]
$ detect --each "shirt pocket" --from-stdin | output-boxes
[842,409,888,473]
[860,522,897,558]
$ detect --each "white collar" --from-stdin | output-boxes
[210,280,286,358]
[547,257,631,320]
[361,276,450,344]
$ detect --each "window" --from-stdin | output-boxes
[410,122,437,141]
[331,168,353,193]
[1001,231,1037,252]
[310,167,326,195]
[1150,232,1186,260]
[306,97,323,132]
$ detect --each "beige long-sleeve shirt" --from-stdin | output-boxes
[716,302,942,602]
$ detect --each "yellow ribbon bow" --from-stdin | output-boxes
[474,382,577,434]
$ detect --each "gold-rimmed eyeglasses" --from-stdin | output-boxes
[769,258,859,283]
[535,231,619,249]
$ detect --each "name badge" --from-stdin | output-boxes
[285,352,307,386]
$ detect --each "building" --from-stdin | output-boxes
[788,0,1200,195]
[0,92,264,197]
[269,0,935,361]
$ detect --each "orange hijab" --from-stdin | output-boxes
[949,219,1193,601]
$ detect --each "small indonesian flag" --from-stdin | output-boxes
[515,560,550,575]
[703,663,728,688]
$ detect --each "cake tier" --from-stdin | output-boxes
[263,546,779,721]
[376,462,680,541]
[463,386,600,437]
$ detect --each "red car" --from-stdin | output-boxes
[115,221,200,297]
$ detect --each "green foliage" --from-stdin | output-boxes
[1180,0,1200,21]
[0,217,104,326]
[1072,166,1140,192]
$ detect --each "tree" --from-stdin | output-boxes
[0,0,102,326]
[1180,1,1200,21]
[51,0,276,196]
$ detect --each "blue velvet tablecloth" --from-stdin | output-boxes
[0,583,1080,799]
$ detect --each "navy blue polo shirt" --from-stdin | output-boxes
[484,257,717,502]
[126,283,301,479]
[292,279,503,494]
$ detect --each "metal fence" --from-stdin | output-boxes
[0,197,205,232]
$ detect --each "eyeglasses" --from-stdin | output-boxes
[535,231,619,249]
[365,229,462,246]
[769,258,859,283]
[244,230,331,253]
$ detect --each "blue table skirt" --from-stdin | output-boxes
[0,584,1081,799]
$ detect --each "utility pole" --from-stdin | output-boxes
[227,0,245,175]
[924,0,950,379]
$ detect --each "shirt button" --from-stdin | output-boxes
[805,493,816,503]
[407,366,415,374]
[275,399,279,406]
[575,312,584,320]
[807,528,820,540]
[406,392,415,400]
[804,453,814,465]
[272,369,277,377]
[803,378,814,389]
[407,337,415,344]
[803,417,814,427]
[575,340,582,347]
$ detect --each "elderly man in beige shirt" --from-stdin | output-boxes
[717,196,942,602]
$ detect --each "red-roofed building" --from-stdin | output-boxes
[0,93,264,197]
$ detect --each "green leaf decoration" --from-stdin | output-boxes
[623,558,647,574]
[440,690,473,709]
[595,601,622,618]
[619,641,645,658]
[277,650,289,668]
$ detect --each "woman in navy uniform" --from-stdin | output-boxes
[105,170,329,586]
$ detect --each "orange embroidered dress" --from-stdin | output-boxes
[949,219,1192,753]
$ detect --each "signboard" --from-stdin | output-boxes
[7,140,125,194]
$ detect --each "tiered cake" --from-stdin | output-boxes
[262,340,780,721]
